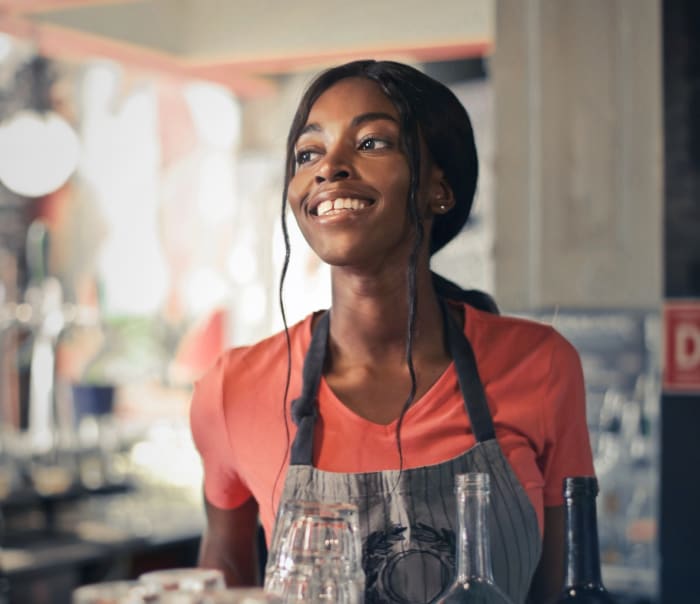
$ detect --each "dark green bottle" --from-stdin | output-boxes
[556,477,616,603]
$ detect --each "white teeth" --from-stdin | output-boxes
[316,198,369,216]
[317,200,333,215]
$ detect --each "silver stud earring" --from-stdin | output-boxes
[439,203,448,212]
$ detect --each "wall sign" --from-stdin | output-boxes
[664,300,700,393]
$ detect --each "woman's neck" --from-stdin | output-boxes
[326,263,448,368]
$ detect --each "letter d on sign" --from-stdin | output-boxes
[676,323,700,370]
[664,301,700,393]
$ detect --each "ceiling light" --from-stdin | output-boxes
[0,109,80,197]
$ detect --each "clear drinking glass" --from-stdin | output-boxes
[72,580,160,603]
[265,501,361,579]
[138,568,226,593]
[158,589,282,603]
[266,568,363,603]
[264,500,364,603]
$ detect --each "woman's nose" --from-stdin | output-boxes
[315,167,350,183]
[314,148,352,183]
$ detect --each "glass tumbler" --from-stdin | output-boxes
[72,580,160,603]
[138,568,225,593]
[264,501,364,603]
[265,501,361,579]
[158,589,282,603]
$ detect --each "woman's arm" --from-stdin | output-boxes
[198,495,261,587]
[529,333,593,602]
[528,505,565,604]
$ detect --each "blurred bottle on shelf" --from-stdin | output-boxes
[623,398,657,571]
[595,374,659,574]
[73,381,134,492]
[594,388,629,565]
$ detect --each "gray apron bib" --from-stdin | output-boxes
[278,304,541,604]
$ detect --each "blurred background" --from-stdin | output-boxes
[0,1,697,602]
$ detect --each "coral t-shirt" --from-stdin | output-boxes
[190,303,594,544]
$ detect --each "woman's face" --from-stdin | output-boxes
[287,77,433,270]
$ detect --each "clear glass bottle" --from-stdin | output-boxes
[556,477,616,603]
[435,472,513,603]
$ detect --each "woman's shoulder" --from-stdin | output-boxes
[196,313,314,391]
[463,302,580,361]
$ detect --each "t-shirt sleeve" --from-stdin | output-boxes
[189,354,253,510]
[540,333,595,507]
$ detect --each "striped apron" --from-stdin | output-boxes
[278,305,541,603]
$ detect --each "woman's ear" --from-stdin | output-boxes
[427,167,456,215]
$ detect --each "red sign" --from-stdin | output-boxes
[664,300,700,393]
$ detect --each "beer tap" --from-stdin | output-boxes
[20,220,99,496]
[24,220,65,455]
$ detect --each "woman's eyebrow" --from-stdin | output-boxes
[351,112,399,127]
[298,112,399,138]
[299,123,322,137]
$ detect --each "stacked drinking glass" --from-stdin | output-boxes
[264,501,365,603]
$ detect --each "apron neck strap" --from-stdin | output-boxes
[290,310,329,465]
[440,300,496,442]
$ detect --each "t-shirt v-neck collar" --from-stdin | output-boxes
[316,360,458,433]
[298,304,467,433]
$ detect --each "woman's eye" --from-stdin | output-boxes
[295,149,319,165]
[358,137,390,151]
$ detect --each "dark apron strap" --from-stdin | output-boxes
[290,311,329,465]
[440,300,496,442]
[290,302,495,466]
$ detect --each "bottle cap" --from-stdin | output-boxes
[563,476,599,498]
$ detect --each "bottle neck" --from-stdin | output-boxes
[455,487,494,581]
[564,494,604,587]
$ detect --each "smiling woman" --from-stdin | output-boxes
[189,60,594,604]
